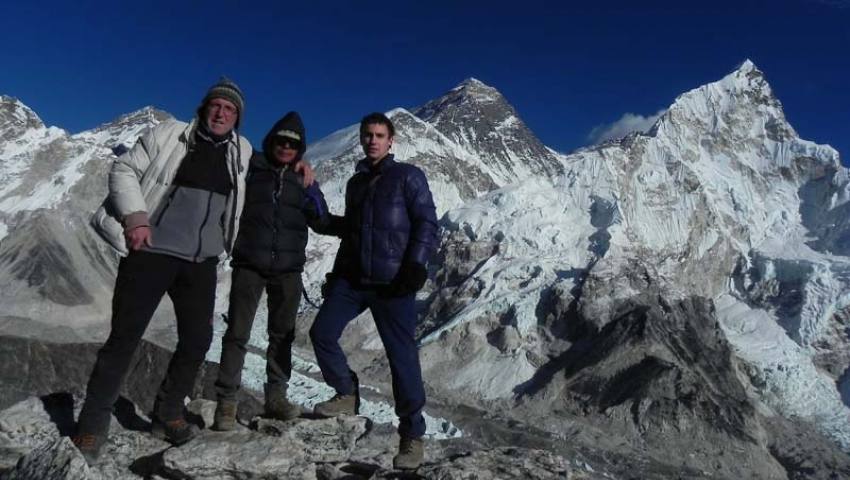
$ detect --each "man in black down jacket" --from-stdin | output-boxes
[310,112,438,470]
[212,111,333,430]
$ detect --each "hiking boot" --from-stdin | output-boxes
[72,432,106,465]
[264,388,301,421]
[212,399,238,431]
[151,417,199,445]
[313,393,358,417]
[393,436,424,470]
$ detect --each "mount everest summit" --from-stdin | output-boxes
[2,61,850,478]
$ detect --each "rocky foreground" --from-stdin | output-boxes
[0,395,600,480]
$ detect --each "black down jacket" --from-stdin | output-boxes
[230,112,331,274]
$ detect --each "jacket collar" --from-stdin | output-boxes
[252,152,292,173]
[355,154,395,175]
[182,118,245,175]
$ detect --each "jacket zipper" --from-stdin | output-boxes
[363,172,382,278]
[270,169,284,269]
[194,191,214,261]
[226,141,240,254]
[154,188,179,226]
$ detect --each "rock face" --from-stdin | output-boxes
[0,396,594,480]
[518,295,784,479]
[0,335,270,428]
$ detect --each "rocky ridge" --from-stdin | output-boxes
[0,395,600,480]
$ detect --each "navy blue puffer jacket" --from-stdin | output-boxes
[332,155,438,285]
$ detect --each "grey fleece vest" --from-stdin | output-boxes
[143,132,233,262]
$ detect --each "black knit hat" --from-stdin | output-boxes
[198,76,245,127]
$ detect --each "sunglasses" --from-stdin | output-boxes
[274,138,302,150]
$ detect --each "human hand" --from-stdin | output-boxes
[125,226,153,251]
[294,160,315,186]
[321,272,336,298]
[388,262,427,297]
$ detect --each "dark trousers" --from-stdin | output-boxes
[215,267,302,400]
[77,251,216,435]
[309,277,426,438]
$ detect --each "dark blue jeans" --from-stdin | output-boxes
[309,278,426,438]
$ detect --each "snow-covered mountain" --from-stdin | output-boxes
[2,62,850,477]
[413,61,850,465]
[307,107,498,216]
[413,78,565,184]
[0,98,170,332]
[0,98,168,221]
[306,77,567,216]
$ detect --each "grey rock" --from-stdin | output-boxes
[0,393,621,480]
[0,337,211,414]
[252,415,367,462]
[2,437,94,480]
[160,414,365,479]
[0,395,169,480]
[161,430,316,479]
[512,294,850,479]
[409,447,580,480]
[766,416,850,480]
[186,399,218,431]
[0,95,47,144]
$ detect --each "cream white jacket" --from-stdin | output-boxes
[91,118,252,256]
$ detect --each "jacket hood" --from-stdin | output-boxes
[263,111,306,166]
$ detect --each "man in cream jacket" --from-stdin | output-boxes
[75,78,252,463]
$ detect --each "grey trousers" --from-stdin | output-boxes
[215,267,302,400]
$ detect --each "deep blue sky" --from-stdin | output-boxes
[2,1,848,160]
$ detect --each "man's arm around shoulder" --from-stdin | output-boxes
[304,181,345,237]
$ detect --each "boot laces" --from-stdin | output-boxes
[165,418,189,430]
[74,434,98,449]
[219,401,237,415]
[329,393,350,404]
[400,437,416,453]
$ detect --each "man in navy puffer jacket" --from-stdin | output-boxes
[310,112,437,470]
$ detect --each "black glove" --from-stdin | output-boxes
[387,262,427,297]
[321,272,337,298]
